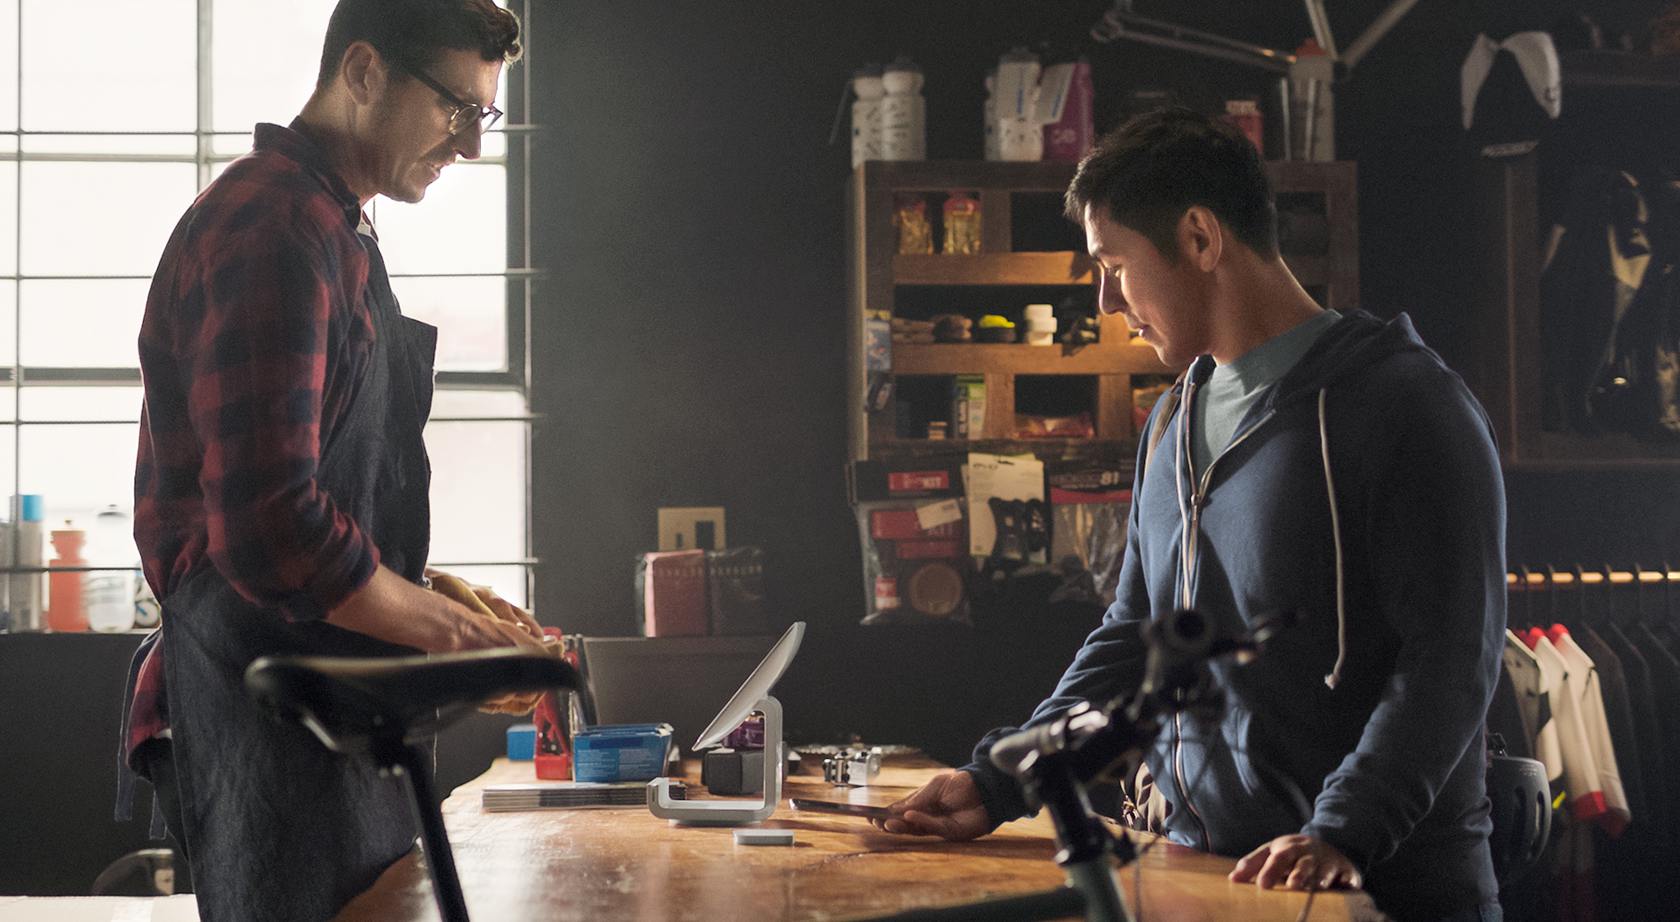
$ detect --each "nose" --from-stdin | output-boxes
[1096,271,1126,316]
[454,123,484,161]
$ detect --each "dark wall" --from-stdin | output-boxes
[530,1,1680,759]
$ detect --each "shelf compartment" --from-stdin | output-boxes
[892,341,1165,376]
[894,252,1092,286]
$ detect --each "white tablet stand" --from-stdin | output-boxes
[647,621,805,826]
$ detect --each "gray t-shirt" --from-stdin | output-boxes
[1192,309,1342,473]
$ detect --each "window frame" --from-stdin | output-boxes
[0,0,539,602]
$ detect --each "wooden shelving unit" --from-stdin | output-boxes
[846,159,1359,463]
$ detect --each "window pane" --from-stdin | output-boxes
[431,565,530,611]
[430,389,526,419]
[20,280,146,367]
[392,276,507,372]
[211,0,338,145]
[424,419,525,563]
[0,162,14,276]
[21,134,195,157]
[372,164,505,274]
[20,163,195,276]
[20,386,142,422]
[0,424,14,498]
[0,386,12,422]
[19,421,141,532]
[0,281,13,368]
[0,0,16,132]
[21,0,195,132]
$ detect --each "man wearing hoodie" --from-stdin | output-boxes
[877,108,1506,922]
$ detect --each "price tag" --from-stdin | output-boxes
[916,499,963,531]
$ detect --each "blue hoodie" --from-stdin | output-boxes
[966,311,1506,920]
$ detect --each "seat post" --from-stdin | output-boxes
[376,737,470,922]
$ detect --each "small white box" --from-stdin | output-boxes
[732,828,795,846]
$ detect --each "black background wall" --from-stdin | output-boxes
[532,0,1680,760]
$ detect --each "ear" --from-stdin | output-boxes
[340,41,388,107]
[1178,206,1223,272]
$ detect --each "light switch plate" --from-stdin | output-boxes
[658,507,726,551]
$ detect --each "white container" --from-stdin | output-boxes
[995,48,1044,162]
[850,65,885,169]
[84,505,135,633]
[6,495,44,631]
[880,57,925,161]
[1024,304,1056,346]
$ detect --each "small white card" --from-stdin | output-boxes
[915,498,963,531]
[733,828,795,846]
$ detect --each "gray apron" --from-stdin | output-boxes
[157,233,437,922]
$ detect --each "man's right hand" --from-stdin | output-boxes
[871,769,996,841]
[327,565,545,655]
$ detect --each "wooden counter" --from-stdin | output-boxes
[338,756,1384,921]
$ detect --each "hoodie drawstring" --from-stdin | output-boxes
[1319,388,1347,689]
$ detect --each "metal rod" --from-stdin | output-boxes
[389,742,471,922]
[1302,0,1338,58]
[1096,26,1292,74]
[1112,11,1295,63]
[1342,0,1422,71]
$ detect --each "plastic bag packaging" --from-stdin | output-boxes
[1046,461,1132,606]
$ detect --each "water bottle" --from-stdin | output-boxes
[995,48,1043,162]
[5,495,45,631]
[880,56,925,161]
[850,65,885,169]
[84,505,135,633]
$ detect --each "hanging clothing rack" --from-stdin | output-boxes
[1505,567,1680,591]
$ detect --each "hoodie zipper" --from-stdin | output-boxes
[1171,381,1278,851]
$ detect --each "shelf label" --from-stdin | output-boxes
[916,499,964,531]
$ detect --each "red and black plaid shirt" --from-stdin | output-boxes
[127,122,386,759]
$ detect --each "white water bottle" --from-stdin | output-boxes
[995,47,1044,162]
[850,65,885,169]
[880,56,926,161]
[85,505,135,633]
[5,495,44,631]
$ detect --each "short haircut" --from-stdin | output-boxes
[316,0,523,90]
[1064,107,1278,260]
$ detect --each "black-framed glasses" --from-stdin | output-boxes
[390,56,503,136]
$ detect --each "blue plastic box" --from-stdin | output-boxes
[505,724,537,761]
[573,723,674,783]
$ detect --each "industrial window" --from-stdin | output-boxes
[0,0,536,614]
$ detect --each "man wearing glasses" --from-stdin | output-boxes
[120,3,536,919]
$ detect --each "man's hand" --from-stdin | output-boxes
[1228,834,1362,891]
[426,569,550,715]
[870,770,995,841]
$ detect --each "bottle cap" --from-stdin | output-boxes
[19,494,43,522]
[884,55,922,75]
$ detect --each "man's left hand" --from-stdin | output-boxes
[1228,834,1361,891]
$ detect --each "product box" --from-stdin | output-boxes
[636,549,709,636]
[951,375,986,439]
[848,457,965,504]
[506,724,537,761]
[573,723,675,783]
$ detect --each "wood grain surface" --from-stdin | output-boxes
[337,755,1384,921]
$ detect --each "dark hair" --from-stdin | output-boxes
[1064,107,1278,260]
[316,0,523,90]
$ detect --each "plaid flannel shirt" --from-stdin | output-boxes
[127,122,385,760]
